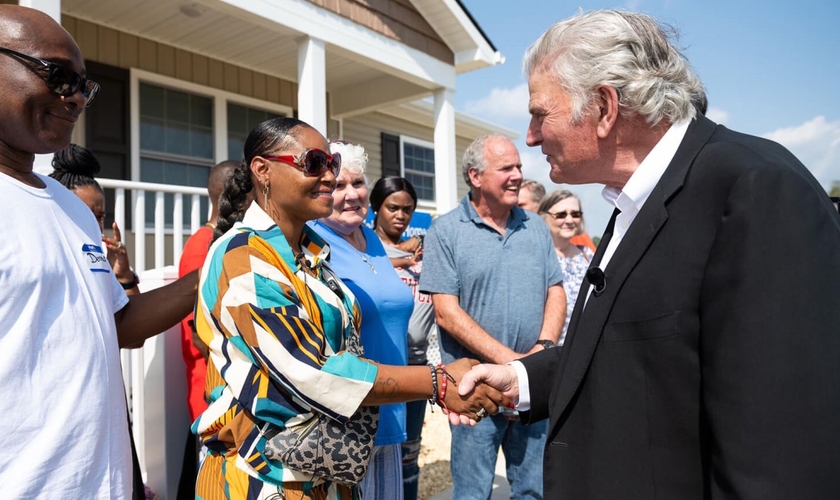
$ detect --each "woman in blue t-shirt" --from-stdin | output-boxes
[311,142,414,500]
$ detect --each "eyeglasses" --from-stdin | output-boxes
[546,210,583,220]
[0,47,100,107]
[263,149,341,177]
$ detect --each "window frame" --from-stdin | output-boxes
[130,69,293,183]
[399,135,436,208]
[130,69,293,232]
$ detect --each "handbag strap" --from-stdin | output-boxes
[317,264,364,356]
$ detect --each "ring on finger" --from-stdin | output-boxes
[476,408,488,419]
[117,241,125,249]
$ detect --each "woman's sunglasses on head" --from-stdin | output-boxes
[263,149,341,178]
[0,47,100,107]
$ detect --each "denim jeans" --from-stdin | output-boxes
[401,400,426,500]
[450,414,547,500]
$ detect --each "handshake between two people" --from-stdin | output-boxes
[440,360,521,427]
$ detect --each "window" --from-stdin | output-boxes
[134,70,292,230]
[401,137,435,203]
[227,103,283,161]
[139,83,214,226]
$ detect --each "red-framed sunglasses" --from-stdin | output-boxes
[263,149,341,177]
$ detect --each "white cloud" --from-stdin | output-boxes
[624,0,642,11]
[463,83,530,122]
[706,107,729,124]
[762,116,840,189]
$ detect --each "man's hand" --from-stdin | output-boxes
[458,363,520,402]
[437,359,512,426]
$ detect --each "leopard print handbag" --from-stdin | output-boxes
[264,329,379,486]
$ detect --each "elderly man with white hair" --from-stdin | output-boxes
[460,9,840,500]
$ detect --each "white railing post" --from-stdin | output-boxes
[173,193,184,265]
[191,194,202,234]
[133,190,146,274]
[154,192,165,269]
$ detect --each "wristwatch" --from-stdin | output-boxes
[536,339,556,350]
[119,270,139,290]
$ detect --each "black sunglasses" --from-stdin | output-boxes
[546,210,583,220]
[263,149,341,178]
[0,47,100,107]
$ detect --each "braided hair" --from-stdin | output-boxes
[49,143,104,194]
[213,117,311,241]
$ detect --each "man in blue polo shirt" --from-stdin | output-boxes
[420,133,566,500]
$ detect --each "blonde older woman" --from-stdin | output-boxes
[539,189,594,344]
[311,141,415,500]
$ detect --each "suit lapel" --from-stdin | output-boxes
[548,116,719,426]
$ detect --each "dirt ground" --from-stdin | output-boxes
[417,405,453,500]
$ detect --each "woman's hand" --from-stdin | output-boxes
[438,359,512,425]
[103,221,137,291]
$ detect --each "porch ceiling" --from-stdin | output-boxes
[61,0,404,92]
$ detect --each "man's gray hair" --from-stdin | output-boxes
[521,179,546,204]
[461,133,510,189]
[523,10,707,126]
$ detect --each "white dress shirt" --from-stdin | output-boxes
[512,120,691,410]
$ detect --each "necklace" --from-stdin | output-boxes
[345,229,377,274]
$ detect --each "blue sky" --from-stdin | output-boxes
[454,0,840,235]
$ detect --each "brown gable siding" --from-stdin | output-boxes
[306,0,454,64]
[62,15,298,110]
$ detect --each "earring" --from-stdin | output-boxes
[263,181,269,207]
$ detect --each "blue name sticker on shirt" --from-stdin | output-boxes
[82,243,110,273]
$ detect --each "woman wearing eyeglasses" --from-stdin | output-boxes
[310,143,416,500]
[193,118,507,500]
[538,189,594,344]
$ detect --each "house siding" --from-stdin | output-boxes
[305,0,454,64]
[62,15,298,109]
[343,112,473,203]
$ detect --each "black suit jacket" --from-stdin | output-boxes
[521,116,840,499]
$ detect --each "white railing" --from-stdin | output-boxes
[99,179,209,499]
[98,179,210,272]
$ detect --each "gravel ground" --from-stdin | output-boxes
[417,404,453,500]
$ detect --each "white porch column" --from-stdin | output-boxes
[433,88,458,213]
[22,0,62,174]
[297,36,327,135]
[19,0,60,22]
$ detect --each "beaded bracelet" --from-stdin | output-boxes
[437,366,449,411]
[434,363,456,412]
[428,363,439,411]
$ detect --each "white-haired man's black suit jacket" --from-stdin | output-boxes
[520,115,840,499]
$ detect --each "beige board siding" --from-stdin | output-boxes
[62,15,297,109]
[343,112,472,202]
[305,0,453,64]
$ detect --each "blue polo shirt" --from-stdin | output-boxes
[419,194,564,364]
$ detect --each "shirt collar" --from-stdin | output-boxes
[601,119,691,215]
[458,193,529,226]
[240,203,331,267]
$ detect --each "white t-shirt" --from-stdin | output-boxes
[0,173,131,499]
